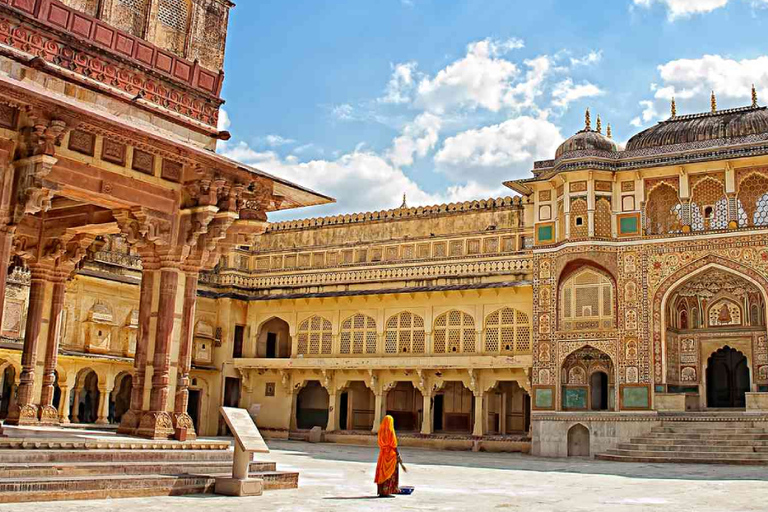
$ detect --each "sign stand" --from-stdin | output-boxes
[215,406,271,497]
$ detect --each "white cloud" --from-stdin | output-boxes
[632,54,768,126]
[435,116,563,185]
[387,113,442,167]
[262,134,296,147]
[570,50,603,67]
[551,79,604,108]
[379,62,419,104]
[219,141,442,215]
[633,0,729,19]
[217,108,231,131]
[331,103,355,120]
[415,38,526,113]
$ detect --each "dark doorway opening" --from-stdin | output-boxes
[590,372,609,410]
[339,392,349,431]
[220,377,241,435]
[296,381,329,429]
[707,346,750,408]
[188,389,201,432]
[433,394,444,431]
[233,325,245,358]
[266,332,277,359]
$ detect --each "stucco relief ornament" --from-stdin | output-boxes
[38,404,58,424]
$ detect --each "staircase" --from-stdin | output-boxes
[0,441,298,502]
[597,415,768,465]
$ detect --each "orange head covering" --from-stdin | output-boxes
[374,415,398,484]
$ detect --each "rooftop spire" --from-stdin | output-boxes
[607,123,612,139]
[711,90,717,113]
[671,97,677,118]
[585,108,591,131]
[400,193,408,209]
[753,84,758,108]
[596,114,602,134]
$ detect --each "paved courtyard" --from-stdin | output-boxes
[3,440,767,512]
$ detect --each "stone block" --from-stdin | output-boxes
[655,393,699,412]
[746,392,768,413]
[214,477,264,497]
[308,426,323,443]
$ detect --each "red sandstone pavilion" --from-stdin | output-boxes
[0,0,329,443]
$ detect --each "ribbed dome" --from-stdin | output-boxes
[555,129,619,159]
[626,105,768,151]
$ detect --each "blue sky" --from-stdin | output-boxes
[217,0,768,220]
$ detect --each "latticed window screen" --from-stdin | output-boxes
[691,178,728,231]
[433,310,476,354]
[594,198,612,238]
[570,198,588,238]
[296,315,333,356]
[158,0,189,30]
[484,307,531,354]
[645,183,683,235]
[384,312,425,354]
[340,314,377,355]
[560,268,615,330]
[737,173,768,227]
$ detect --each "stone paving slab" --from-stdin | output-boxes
[1,440,767,511]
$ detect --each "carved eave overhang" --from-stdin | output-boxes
[0,73,333,212]
[502,180,533,197]
[0,0,225,133]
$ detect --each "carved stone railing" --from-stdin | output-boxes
[90,250,142,270]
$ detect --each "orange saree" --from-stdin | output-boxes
[374,415,400,496]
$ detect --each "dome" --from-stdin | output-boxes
[555,129,618,159]
[626,105,768,151]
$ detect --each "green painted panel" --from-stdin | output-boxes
[620,216,639,234]
[563,387,588,409]
[537,225,553,241]
[535,388,553,409]
[623,386,649,408]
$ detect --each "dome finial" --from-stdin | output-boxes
[752,84,758,108]
[596,114,602,134]
[400,193,408,209]
[607,123,612,139]
[711,90,717,113]
[585,108,591,131]
[671,97,677,118]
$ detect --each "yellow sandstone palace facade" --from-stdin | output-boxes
[0,1,767,459]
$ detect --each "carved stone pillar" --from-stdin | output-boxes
[96,385,111,425]
[173,272,199,441]
[372,392,385,434]
[0,227,15,334]
[58,385,71,424]
[117,264,157,435]
[421,391,433,435]
[38,278,66,424]
[326,390,339,432]
[472,391,485,437]
[70,387,81,423]
[136,267,180,440]
[5,267,50,425]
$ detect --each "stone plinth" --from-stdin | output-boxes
[214,477,263,497]
[655,393,700,412]
[746,392,768,413]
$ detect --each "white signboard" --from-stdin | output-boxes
[220,406,270,453]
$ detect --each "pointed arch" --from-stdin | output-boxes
[645,182,683,235]
[340,313,377,355]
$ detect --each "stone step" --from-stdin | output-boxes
[640,432,768,441]
[0,438,230,451]
[0,460,277,478]
[604,448,768,460]
[595,453,768,465]
[616,443,768,453]
[0,449,235,464]
[651,426,768,434]
[659,420,761,428]
[0,470,299,503]
[629,437,768,447]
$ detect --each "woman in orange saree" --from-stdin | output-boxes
[374,415,401,497]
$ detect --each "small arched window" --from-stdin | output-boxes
[297,315,332,356]
[433,310,475,354]
[340,314,377,355]
[384,312,425,354]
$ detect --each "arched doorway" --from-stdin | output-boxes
[111,373,132,424]
[567,424,590,457]
[590,372,609,411]
[706,347,750,408]
[296,381,329,429]
[74,369,99,424]
[256,318,292,358]
[0,364,16,419]
[339,381,375,431]
[386,382,424,432]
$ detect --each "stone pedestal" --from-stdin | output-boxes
[214,477,263,497]
[746,392,768,413]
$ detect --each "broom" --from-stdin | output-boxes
[397,454,408,473]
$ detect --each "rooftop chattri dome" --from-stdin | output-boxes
[626,88,768,151]
[555,110,619,159]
